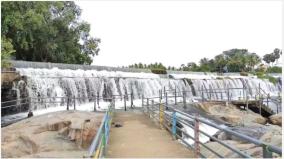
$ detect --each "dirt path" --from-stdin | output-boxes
[106,111,194,158]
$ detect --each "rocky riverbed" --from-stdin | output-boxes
[194,102,282,158]
[1,110,104,158]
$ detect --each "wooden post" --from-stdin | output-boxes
[73,96,76,110]
[124,95,127,111]
[94,95,97,112]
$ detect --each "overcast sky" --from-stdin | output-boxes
[75,1,282,67]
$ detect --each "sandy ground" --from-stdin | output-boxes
[106,110,194,158]
[1,110,104,158]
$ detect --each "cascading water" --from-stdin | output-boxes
[13,67,281,113]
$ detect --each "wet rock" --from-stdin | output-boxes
[196,102,267,125]
[269,113,282,126]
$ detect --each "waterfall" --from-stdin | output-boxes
[14,67,281,112]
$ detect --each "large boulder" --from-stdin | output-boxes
[195,102,267,125]
[269,113,282,126]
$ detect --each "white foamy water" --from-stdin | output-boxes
[12,68,281,113]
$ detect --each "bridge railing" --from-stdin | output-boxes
[142,99,282,158]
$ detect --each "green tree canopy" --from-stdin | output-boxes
[1,1,100,65]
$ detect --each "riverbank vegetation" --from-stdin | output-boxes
[128,48,282,75]
[1,1,100,67]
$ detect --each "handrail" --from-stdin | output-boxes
[142,98,282,158]
[87,102,114,158]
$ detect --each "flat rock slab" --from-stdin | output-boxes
[1,110,104,158]
[106,111,194,158]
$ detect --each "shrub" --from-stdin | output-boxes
[267,66,282,73]
[240,72,248,76]
[151,68,167,74]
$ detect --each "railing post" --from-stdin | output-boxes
[94,95,97,112]
[74,96,76,110]
[194,114,200,158]
[165,92,168,110]
[243,85,245,100]
[97,92,100,108]
[124,95,127,111]
[112,96,115,108]
[259,95,262,115]
[142,95,144,107]
[174,87,177,105]
[67,96,70,111]
[172,111,177,140]
[151,100,154,118]
[201,86,204,102]
[164,86,166,97]
[258,83,261,100]
[266,93,269,107]
[183,91,186,109]
[146,98,149,115]
[159,103,164,129]
[131,91,133,108]
[227,88,230,104]
[263,145,272,158]
[159,90,162,102]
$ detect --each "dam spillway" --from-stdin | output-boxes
[6,60,281,113]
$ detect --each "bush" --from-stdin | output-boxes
[240,72,248,76]
[267,66,282,73]
[151,68,167,74]
[267,76,278,84]
[255,71,265,78]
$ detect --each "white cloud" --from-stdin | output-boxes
[75,1,282,67]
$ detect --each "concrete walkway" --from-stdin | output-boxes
[106,110,194,158]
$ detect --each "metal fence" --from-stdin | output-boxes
[141,98,282,158]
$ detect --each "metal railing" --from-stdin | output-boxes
[1,92,136,116]
[142,98,282,158]
[86,101,114,158]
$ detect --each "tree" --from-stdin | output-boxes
[1,1,100,65]
[1,36,15,68]
[263,54,272,65]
